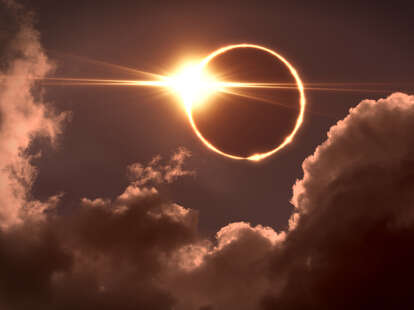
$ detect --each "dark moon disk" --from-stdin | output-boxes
[191,47,301,159]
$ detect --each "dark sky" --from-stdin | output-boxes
[24,0,414,234]
[2,1,414,309]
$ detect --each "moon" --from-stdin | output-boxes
[179,44,306,161]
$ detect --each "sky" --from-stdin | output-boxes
[1,0,414,309]
[27,0,414,233]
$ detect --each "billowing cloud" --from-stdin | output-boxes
[0,183,198,310]
[166,222,285,310]
[262,92,414,309]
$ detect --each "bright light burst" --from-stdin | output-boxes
[174,44,306,162]
[40,44,412,160]
[40,44,310,161]
[166,62,220,110]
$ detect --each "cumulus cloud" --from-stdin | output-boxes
[262,93,414,309]
[0,181,281,310]
[0,182,199,310]
[166,222,285,310]
[0,0,67,228]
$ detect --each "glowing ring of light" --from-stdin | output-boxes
[185,43,306,161]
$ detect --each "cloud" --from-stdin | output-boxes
[0,182,199,310]
[166,222,285,310]
[148,92,414,310]
[127,147,194,186]
[0,0,67,228]
[0,179,280,310]
[262,92,414,309]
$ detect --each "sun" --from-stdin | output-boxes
[68,43,304,162]
[167,62,220,110]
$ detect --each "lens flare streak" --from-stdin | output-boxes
[22,44,412,161]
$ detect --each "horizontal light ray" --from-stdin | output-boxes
[40,77,170,87]
[220,88,334,118]
[220,88,289,108]
[16,45,413,163]
[2,75,410,94]
[48,49,165,80]
[193,43,307,161]
[304,82,414,86]
[5,43,411,164]
[216,82,409,93]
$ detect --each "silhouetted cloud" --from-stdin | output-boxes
[262,92,414,309]
[166,222,285,310]
[0,183,198,309]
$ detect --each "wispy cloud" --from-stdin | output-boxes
[0,0,67,228]
[127,147,195,186]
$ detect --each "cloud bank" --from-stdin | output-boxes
[1,2,414,309]
[262,92,414,309]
